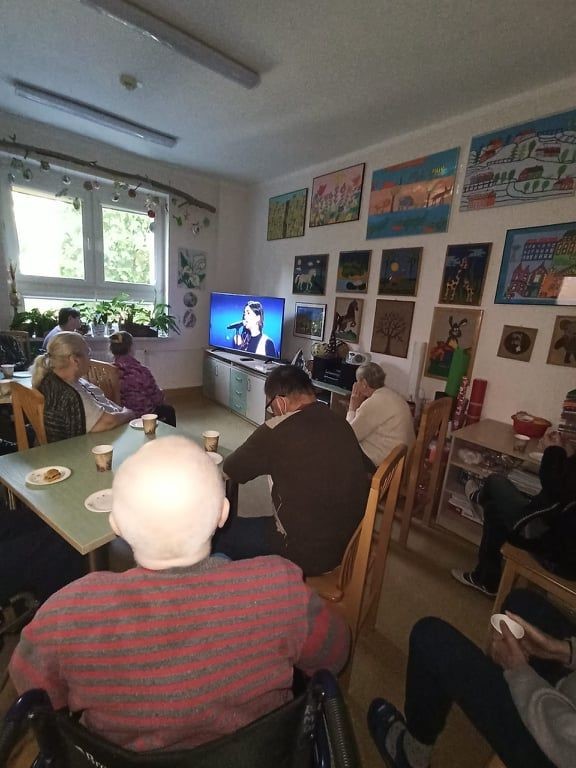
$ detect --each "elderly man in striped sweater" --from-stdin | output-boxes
[9,436,350,752]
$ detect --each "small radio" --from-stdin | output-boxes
[346,351,371,366]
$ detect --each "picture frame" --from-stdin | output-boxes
[267,188,308,240]
[438,242,492,306]
[292,254,329,295]
[334,297,364,344]
[547,315,576,368]
[497,325,538,363]
[336,250,371,293]
[370,299,415,358]
[293,302,327,341]
[425,307,483,380]
[495,222,576,305]
[309,163,365,228]
[379,247,422,296]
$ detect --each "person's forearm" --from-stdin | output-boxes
[91,409,133,432]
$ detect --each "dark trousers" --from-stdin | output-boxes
[211,513,288,562]
[155,404,177,427]
[405,589,574,767]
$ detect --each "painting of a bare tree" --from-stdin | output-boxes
[370,299,415,358]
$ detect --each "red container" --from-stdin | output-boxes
[511,413,551,439]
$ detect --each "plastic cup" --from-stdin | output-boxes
[202,430,220,452]
[490,613,525,639]
[92,444,113,472]
[0,364,15,379]
[513,434,530,454]
[142,413,158,437]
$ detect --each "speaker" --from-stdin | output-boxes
[311,356,338,382]
[346,351,371,365]
[338,362,358,391]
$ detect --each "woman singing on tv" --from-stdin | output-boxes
[233,301,277,357]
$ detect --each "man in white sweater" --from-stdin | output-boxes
[346,362,415,470]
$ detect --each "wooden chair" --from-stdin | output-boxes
[307,444,406,686]
[11,382,47,451]
[485,756,506,768]
[398,397,452,547]
[87,359,121,405]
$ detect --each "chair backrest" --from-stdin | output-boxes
[11,382,47,451]
[398,396,452,546]
[87,359,121,405]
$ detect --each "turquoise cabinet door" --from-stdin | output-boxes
[230,369,247,415]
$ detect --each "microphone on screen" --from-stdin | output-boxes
[226,320,245,330]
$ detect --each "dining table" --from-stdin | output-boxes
[0,421,235,571]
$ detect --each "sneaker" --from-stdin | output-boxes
[368,699,413,768]
[451,569,496,598]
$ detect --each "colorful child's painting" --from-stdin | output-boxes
[379,247,422,296]
[267,188,308,240]
[336,250,371,293]
[425,307,483,380]
[366,148,459,239]
[292,254,329,295]
[460,108,576,211]
[309,163,365,227]
[334,297,364,344]
[495,222,576,305]
[439,243,491,306]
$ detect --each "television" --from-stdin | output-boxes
[209,292,285,361]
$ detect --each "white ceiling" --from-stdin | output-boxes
[1,0,576,183]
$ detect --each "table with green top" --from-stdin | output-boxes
[0,422,234,570]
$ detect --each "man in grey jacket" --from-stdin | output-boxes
[368,588,575,768]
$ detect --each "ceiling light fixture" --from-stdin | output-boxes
[80,0,260,90]
[14,81,178,148]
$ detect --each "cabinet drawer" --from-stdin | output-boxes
[230,392,246,413]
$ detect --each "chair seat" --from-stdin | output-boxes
[306,570,343,602]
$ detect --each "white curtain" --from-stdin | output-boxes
[0,163,20,328]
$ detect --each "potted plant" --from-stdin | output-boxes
[148,302,181,336]
[73,300,115,337]
[10,309,57,338]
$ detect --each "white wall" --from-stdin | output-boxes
[243,74,576,424]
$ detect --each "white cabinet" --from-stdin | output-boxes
[204,350,266,425]
[203,354,230,408]
[245,373,267,424]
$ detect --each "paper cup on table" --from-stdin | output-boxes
[202,430,220,452]
[490,613,525,639]
[92,444,113,472]
[0,364,15,379]
[142,413,158,436]
[513,434,530,454]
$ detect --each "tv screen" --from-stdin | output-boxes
[209,293,285,360]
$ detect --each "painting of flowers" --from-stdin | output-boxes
[267,188,308,240]
[177,249,206,289]
[309,163,365,228]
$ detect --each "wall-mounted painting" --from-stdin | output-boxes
[495,222,576,305]
[460,108,576,212]
[439,242,491,305]
[267,188,308,240]
[425,307,483,380]
[293,302,326,341]
[336,250,371,293]
[370,299,415,358]
[292,254,329,295]
[497,325,538,363]
[547,315,576,367]
[366,147,459,239]
[334,297,364,344]
[379,247,422,296]
[309,163,365,228]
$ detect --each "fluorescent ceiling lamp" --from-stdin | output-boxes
[14,81,178,148]
[80,0,260,90]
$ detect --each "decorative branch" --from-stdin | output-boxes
[0,139,216,214]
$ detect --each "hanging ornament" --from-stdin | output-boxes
[147,209,156,219]
[173,215,183,226]
[10,158,23,170]
[40,160,50,171]
[83,180,93,191]
[111,192,120,202]
[22,168,33,181]
[62,175,71,185]
[72,197,81,211]
[128,188,137,198]
[7,172,16,184]
[92,181,100,190]
[203,217,210,227]
[119,182,129,190]
[149,222,155,233]
[191,222,200,235]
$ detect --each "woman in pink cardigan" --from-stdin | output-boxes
[110,332,176,426]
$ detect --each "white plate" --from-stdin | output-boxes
[84,489,113,514]
[129,418,144,429]
[207,452,223,466]
[26,466,71,486]
[457,448,482,465]
[528,451,544,463]
[13,371,32,378]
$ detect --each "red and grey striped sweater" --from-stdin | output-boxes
[9,555,349,752]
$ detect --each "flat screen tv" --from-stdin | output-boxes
[209,292,285,361]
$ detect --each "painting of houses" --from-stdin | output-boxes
[366,148,459,239]
[461,108,576,211]
[309,163,365,227]
[495,222,576,305]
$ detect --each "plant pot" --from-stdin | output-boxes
[121,322,158,338]
[91,323,107,338]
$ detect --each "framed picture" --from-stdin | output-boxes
[309,163,365,228]
[460,107,576,212]
[336,250,371,293]
[293,302,327,341]
[267,188,308,240]
[370,299,415,358]
[495,222,576,305]
[379,247,422,296]
[292,254,329,295]
[547,315,576,367]
[497,325,538,362]
[366,147,459,239]
[425,307,483,380]
[334,297,364,344]
[438,243,492,306]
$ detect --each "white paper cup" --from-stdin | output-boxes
[0,364,15,379]
[490,613,525,639]
[142,413,158,436]
[91,444,113,472]
[202,430,220,452]
[513,434,530,454]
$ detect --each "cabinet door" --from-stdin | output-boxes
[245,373,267,425]
[229,368,247,415]
[203,356,216,400]
[213,361,231,406]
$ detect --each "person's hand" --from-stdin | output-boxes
[349,382,366,411]
[540,428,563,451]
[489,623,529,670]
[506,611,572,665]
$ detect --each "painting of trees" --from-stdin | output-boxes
[370,299,415,358]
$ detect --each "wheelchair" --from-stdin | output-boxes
[0,670,360,768]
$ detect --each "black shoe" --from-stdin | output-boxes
[451,569,496,598]
[368,698,417,768]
